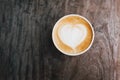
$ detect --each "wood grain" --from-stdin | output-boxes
[0,0,120,80]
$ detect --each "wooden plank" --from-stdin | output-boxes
[0,0,120,80]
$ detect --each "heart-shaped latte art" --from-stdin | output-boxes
[58,24,87,49]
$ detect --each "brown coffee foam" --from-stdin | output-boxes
[53,16,93,54]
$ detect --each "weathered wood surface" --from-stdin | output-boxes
[0,0,120,80]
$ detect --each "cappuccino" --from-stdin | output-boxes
[52,14,94,56]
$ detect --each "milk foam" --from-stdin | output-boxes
[58,24,87,49]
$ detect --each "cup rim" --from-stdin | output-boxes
[52,14,95,56]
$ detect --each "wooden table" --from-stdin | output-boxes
[0,0,120,80]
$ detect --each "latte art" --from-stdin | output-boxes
[58,24,87,49]
[52,14,94,55]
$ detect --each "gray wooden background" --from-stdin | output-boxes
[0,0,120,80]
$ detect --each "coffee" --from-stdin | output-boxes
[52,14,94,56]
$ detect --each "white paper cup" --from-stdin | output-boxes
[52,14,95,56]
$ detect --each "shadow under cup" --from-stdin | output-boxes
[52,14,94,56]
